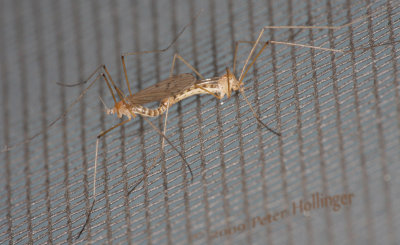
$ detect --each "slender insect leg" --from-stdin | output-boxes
[233,40,272,77]
[97,118,132,139]
[239,12,373,82]
[121,10,203,96]
[169,53,223,99]
[128,113,194,195]
[194,85,223,100]
[77,118,132,239]
[57,64,124,104]
[169,53,205,79]
[153,99,172,174]
[233,40,282,136]
[102,65,125,101]
[94,118,132,196]
[2,72,104,153]
[156,98,195,182]
[239,41,269,85]
[235,28,344,136]
[128,99,171,195]
[128,54,210,194]
[143,117,193,175]
[57,64,104,87]
[238,29,266,83]
[127,102,194,195]
[235,15,365,133]
[77,71,134,240]
[100,72,118,105]
[121,47,175,98]
[256,12,376,54]
[261,10,373,31]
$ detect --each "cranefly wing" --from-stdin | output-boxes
[126,73,196,104]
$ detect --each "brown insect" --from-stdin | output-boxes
[123,10,382,196]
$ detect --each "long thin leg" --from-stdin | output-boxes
[235,40,281,136]
[239,41,269,85]
[156,98,171,174]
[57,64,124,103]
[102,65,124,101]
[235,15,366,136]
[121,56,132,96]
[79,104,193,236]
[97,118,132,139]
[169,53,221,98]
[168,53,222,98]
[240,87,281,136]
[121,10,201,57]
[262,10,373,30]
[129,99,177,195]
[2,72,104,153]
[93,119,131,198]
[194,85,222,99]
[233,41,266,77]
[235,15,367,135]
[169,53,205,79]
[239,11,374,82]
[142,116,193,178]
[232,40,341,77]
[127,54,204,193]
[77,118,131,239]
[139,114,192,175]
[121,10,203,96]
[57,64,103,87]
[100,73,117,105]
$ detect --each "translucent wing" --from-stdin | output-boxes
[126,73,196,104]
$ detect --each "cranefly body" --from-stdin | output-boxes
[73,8,363,239]
[107,72,240,119]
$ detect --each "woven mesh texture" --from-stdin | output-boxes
[1,0,400,244]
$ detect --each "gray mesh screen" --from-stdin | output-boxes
[1,0,400,244]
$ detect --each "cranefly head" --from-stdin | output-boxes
[107,100,135,119]
[218,68,241,98]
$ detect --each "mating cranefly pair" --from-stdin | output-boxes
[69,9,379,238]
[0,8,377,239]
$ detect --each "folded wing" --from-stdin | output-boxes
[126,73,196,105]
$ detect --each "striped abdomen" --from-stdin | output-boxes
[131,103,168,117]
[166,82,221,105]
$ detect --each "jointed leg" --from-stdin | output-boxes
[4,72,105,153]
[78,118,131,239]
[102,65,124,100]
[262,11,373,31]
[128,98,194,195]
[233,40,281,136]
[121,47,176,98]
[233,40,269,77]
[57,64,124,103]
[92,119,132,199]
[100,73,118,105]
[194,85,222,99]
[169,53,221,97]
[238,12,372,82]
[193,68,232,99]
[128,114,194,195]
[128,99,170,194]
[239,86,281,136]
[239,41,269,84]
[120,11,202,96]
[170,53,205,79]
